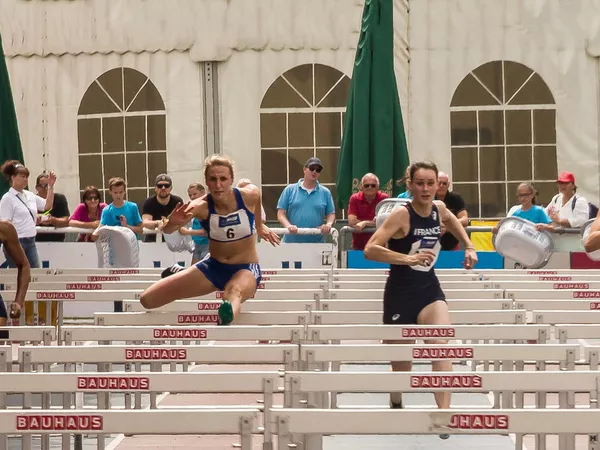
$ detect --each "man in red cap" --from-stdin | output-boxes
[542,172,589,229]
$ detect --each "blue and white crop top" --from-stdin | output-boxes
[199,188,255,243]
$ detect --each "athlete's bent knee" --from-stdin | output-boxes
[223,284,244,300]
[139,291,155,310]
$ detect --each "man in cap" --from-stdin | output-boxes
[277,157,335,243]
[142,174,184,243]
[543,171,590,230]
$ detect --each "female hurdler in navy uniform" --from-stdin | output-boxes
[139,155,280,325]
[364,161,478,430]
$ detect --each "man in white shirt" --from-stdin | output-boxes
[545,172,589,229]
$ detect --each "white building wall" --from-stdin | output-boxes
[409,0,600,204]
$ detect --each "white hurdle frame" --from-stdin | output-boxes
[271,409,600,450]
[311,310,527,325]
[0,371,280,450]
[284,370,600,450]
[62,325,305,345]
[94,311,310,326]
[0,409,259,450]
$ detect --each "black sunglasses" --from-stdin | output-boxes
[363,184,376,188]
[86,196,99,201]
[156,184,171,189]
[307,166,322,173]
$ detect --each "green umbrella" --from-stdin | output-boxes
[0,29,25,197]
[336,0,410,209]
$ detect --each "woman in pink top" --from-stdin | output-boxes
[69,186,107,242]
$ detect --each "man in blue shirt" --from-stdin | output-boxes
[277,157,335,243]
[99,177,143,235]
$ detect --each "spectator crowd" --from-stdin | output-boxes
[0,157,597,267]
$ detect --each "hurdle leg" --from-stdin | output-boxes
[63,361,74,450]
[276,417,291,450]
[20,352,33,450]
[536,360,547,450]
[262,378,273,450]
[0,349,8,450]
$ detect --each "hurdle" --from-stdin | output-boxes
[516,300,600,311]
[535,311,600,325]
[94,311,310,326]
[62,325,305,345]
[306,324,551,343]
[0,326,55,345]
[507,289,600,299]
[122,299,318,313]
[0,409,260,450]
[18,343,298,429]
[120,298,513,314]
[319,299,513,311]
[328,288,505,299]
[0,371,280,449]
[271,408,600,450]
[2,279,330,292]
[299,343,577,371]
[311,310,527,325]
[328,280,498,290]
[555,325,600,343]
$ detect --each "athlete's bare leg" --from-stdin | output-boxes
[140,266,217,309]
[218,270,259,324]
[417,300,452,409]
[385,338,415,406]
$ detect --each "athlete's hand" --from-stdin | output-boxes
[259,224,281,246]
[407,251,435,267]
[9,302,22,319]
[286,225,298,234]
[168,202,194,227]
[463,247,478,270]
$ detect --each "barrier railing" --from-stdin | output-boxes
[339,224,586,268]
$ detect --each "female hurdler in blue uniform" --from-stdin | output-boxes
[364,161,478,434]
[139,155,280,325]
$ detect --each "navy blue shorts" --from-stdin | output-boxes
[0,293,6,319]
[195,256,262,291]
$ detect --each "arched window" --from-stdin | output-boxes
[450,61,557,218]
[77,68,167,208]
[260,63,351,219]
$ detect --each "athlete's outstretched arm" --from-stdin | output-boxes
[364,208,433,267]
[584,211,600,253]
[436,201,478,269]
[242,184,280,246]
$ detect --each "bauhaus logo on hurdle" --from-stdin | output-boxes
[66,283,102,290]
[153,328,208,339]
[528,270,557,275]
[87,276,120,282]
[402,328,455,338]
[262,270,277,275]
[573,291,600,298]
[448,414,509,429]
[197,302,219,311]
[553,283,589,289]
[125,348,187,360]
[412,348,473,359]
[109,269,139,274]
[36,292,75,300]
[590,302,600,309]
[411,375,482,388]
[539,276,572,281]
[77,376,149,390]
[178,314,218,324]
[16,415,103,431]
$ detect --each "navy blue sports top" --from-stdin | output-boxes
[388,202,442,280]
[200,188,255,243]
